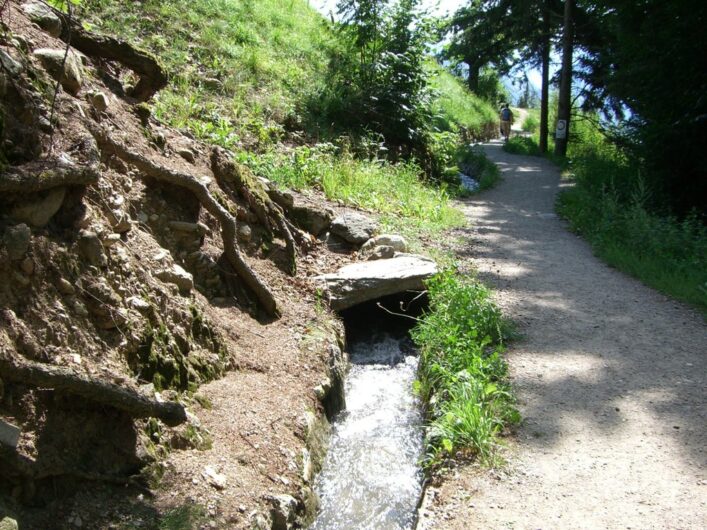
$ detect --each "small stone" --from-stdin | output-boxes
[90,91,110,112]
[4,223,31,260]
[366,245,395,261]
[269,494,297,530]
[155,264,194,294]
[137,211,149,223]
[102,233,121,248]
[363,234,408,253]
[0,49,23,76]
[0,517,18,530]
[108,208,132,233]
[127,296,151,312]
[56,277,76,295]
[72,300,89,317]
[72,515,83,528]
[20,257,35,275]
[0,419,21,448]
[203,77,223,91]
[78,230,107,267]
[202,465,227,490]
[70,354,82,364]
[237,224,252,242]
[330,212,379,245]
[12,271,30,287]
[177,148,196,164]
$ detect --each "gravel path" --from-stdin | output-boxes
[417,140,707,530]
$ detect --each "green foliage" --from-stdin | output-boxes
[522,112,539,133]
[506,118,707,312]
[314,0,436,160]
[503,136,541,156]
[555,126,707,312]
[458,147,501,193]
[412,272,519,467]
[577,0,707,215]
[238,142,465,235]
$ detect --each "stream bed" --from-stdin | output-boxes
[310,330,424,530]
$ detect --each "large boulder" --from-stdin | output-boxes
[330,212,378,245]
[33,48,83,95]
[22,1,63,37]
[316,255,438,311]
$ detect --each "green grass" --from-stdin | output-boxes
[81,0,333,148]
[503,124,707,313]
[412,272,519,467]
[238,144,466,235]
[428,63,499,141]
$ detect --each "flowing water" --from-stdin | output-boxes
[310,332,424,530]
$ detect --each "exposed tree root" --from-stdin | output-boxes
[86,123,280,318]
[210,147,299,276]
[0,158,99,193]
[52,5,167,101]
[0,357,187,426]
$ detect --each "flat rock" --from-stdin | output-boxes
[330,212,378,245]
[316,255,438,310]
[33,48,83,95]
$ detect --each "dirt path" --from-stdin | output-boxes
[418,141,707,529]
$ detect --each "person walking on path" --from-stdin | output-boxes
[500,104,513,141]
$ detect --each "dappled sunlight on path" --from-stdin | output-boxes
[418,139,707,530]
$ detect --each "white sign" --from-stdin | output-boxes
[556,119,567,139]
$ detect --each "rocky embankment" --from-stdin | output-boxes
[0,3,440,528]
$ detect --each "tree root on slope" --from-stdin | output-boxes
[86,123,280,318]
[210,147,301,276]
[0,357,187,426]
[51,4,168,101]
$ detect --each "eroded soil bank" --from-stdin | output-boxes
[418,140,707,529]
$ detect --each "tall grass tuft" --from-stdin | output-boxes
[238,144,466,235]
[412,272,519,467]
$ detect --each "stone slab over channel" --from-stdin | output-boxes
[316,255,438,311]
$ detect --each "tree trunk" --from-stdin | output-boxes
[555,0,574,157]
[466,60,480,93]
[539,4,551,154]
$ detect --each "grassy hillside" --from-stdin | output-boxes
[82,0,334,148]
[429,63,498,140]
[79,0,497,239]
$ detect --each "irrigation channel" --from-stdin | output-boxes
[310,295,427,530]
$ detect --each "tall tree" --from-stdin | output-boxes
[554,0,574,156]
